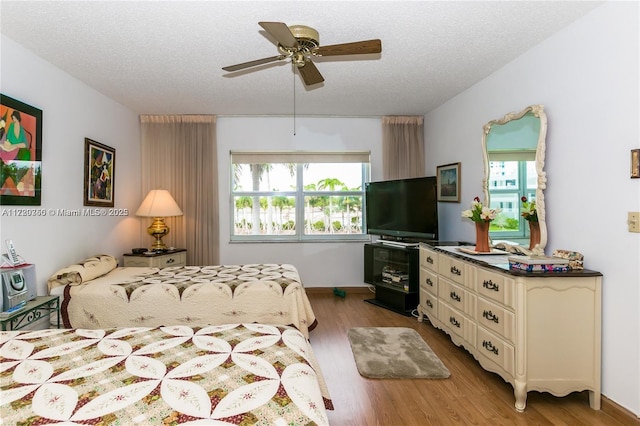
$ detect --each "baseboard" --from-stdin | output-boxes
[305,286,373,295]
[601,396,640,422]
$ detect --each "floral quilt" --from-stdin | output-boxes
[0,323,332,425]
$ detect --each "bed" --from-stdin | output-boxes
[0,323,332,425]
[47,256,317,338]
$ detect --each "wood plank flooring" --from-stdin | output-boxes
[306,288,639,426]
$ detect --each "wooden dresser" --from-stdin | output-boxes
[417,243,602,412]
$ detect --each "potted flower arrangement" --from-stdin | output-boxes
[520,196,538,222]
[461,197,501,252]
[521,196,540,249]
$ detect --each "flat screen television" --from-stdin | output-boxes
[365,176,438,241]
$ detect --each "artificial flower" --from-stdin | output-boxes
[461,196,501,223]
[520,196,538,222]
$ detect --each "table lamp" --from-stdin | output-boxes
[136,189,183,251]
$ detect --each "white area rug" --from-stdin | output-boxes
[348,327,451,379]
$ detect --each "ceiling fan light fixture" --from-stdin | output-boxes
[288,25,319,50]
[292,52,307,68]
[221,21,382,86]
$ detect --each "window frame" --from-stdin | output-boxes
[230,151,370,243]
[488,159,535,240]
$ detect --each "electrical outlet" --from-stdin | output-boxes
[629,212,640,233]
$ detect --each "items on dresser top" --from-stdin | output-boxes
[552,249,585,269]
[507,255,570,272]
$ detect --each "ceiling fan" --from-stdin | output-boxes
[222,21,382,86]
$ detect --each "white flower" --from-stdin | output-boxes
[481,206,500,221]
[462,196,501,223]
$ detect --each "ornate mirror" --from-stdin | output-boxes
[481,105,547,254]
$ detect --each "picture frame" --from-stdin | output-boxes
[436,162,461,202]
[84,138,115,207]
[631,149,640,179]
[0,94,43,205]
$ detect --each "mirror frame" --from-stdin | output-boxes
[481,104,548,254]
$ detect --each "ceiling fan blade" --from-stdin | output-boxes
[297,61,324,86]
[222,55,284,72]
[315,39,382,56]
[259,21,298,48]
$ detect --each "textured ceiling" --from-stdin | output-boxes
[0,1,601,116]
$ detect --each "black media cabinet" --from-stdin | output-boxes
[363,242,419,316]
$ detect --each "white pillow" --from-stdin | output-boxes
[47,254,118,291]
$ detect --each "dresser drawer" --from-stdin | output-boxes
[154,252,186,268]
[123,258,154,267]
[439,303,476,347]
[438,277,475,317]
[419,286,438,319]
[420,267,438,296]
[477,327,515,376]
[419,246,439,272]
[438,254,466,286]
[123,251,187,268]
[477,297,515,343]
[476,267,515,309]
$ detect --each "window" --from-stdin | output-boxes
[488,160,536,239]
[230,151,370,242]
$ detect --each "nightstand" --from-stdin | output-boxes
[0,296,60,331]
[123,249,187,268]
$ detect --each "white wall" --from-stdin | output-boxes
[0,36,142,295]
[216,116,382,287]
[424,2,639,415]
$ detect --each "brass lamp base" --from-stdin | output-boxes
[147,217,170,251]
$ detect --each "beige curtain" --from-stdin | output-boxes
[139,115,219,265]
[381,116,425,180]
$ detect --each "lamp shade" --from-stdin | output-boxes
[136,190,183,217]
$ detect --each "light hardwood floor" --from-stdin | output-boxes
[306,288,639,426]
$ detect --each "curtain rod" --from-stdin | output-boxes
[215,114,424,118]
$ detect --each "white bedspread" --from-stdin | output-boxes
[56,264,318,337]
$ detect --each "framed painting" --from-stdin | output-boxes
[436,162,461,202]
[84,138,115,207]
[0,94,43,205]
[631,149,640,179]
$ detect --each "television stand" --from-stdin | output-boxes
[379,240,419,248]
[363,242,419,316]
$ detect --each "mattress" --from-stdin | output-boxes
[52,264,317,337]
[0,323,332,425]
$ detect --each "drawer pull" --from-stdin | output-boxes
[449,291,461,302]
[482,340,499,355]
[482,310,499,323]
[427,256,434,264]
[167,258,175,264]
[450,266,461,276]
[425,278,433,286]
[426,300,433,308]
[483,280,499,291]
[449,316,461,328]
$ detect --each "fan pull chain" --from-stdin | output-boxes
[293,70,296,136]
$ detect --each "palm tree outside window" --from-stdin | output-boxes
[230,151,370,242]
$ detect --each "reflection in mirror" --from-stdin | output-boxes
[481,105,547,254]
